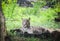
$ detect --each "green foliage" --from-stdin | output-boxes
[2,0,60,30]
[1,0,60,41]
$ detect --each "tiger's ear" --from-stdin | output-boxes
[29,18,30,20]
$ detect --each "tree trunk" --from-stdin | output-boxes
[0,0,6,41]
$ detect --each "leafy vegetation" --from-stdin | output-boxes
[2,0,60,30]
[2,0,60,41]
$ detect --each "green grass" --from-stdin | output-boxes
[2,0,60,41]
[2,0,60,30]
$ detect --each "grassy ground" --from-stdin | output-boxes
[7,31,52,41]
[2,0,60,41]
[8,34,52,41]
